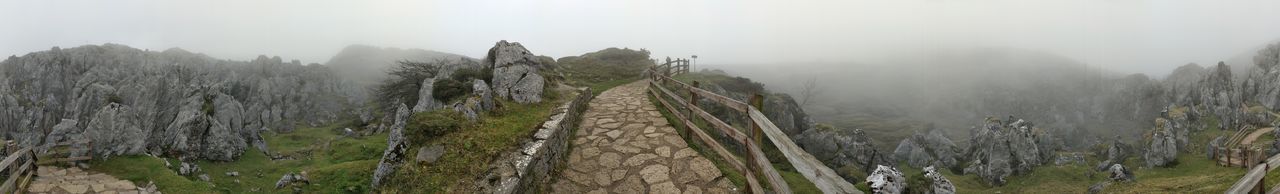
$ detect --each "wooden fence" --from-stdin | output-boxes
[38,139,93,165]
[646,64,861,194]
[0,141,38,193]
[658,57,690,75]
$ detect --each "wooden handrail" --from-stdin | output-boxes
[648,85,765,193]
[648,68,862,194]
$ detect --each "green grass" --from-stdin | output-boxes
[91,124,388,193]
[380,96,568,193]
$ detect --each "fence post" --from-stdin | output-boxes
[742,135,757,194]
[748,94,765,147]
[687,81,700,137]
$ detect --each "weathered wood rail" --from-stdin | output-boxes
[657,57,690,75]
[1223,127,1279,193]
[646,63,861,194]
[0,141,39,193]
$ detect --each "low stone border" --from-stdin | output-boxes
[475,87,593,193]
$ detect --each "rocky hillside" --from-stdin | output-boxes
[0,44,359,161]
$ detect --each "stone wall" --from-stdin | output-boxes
[475,87,593,193]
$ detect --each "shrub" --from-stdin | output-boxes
[432,78,472,102]
[406,110,471,143]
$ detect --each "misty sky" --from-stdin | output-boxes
[3,0,1279,76]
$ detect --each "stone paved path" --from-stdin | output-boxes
[27,166,160,194]
[551,81,736,194]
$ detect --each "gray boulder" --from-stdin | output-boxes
[963,117,1055,186]
[865,165,906,194]
[794,126,892,177]
[922,166,956,194]
[40,119,81,152]
[1096,140,1131,172]
[1144,118,1179,167]
[894,128,960,170]
[82,103,145,158]
[415,145,445,164]
[411,78,444,112]
[1108,164,1135,182]
[371,103,411,188]
[485,40,544,104]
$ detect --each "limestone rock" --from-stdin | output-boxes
[1108,164,1134,182]
[865,165,905,194]
[962,117,1057,186]
[412,78,444,112]
[893,128,960,170]
[1144,118,1179,167]
[922,166,956,194]
[415,145,445,164]
[371,103,411,188]
[484,40,544,104]
[794,126,892,178]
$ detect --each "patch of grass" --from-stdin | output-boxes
[381,94,568,193]
[93,124,389,193]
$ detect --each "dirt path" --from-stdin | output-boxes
[1239,127,1275,146]
[550,81,735,194]
[26,166,160,194]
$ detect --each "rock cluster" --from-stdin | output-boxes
[1095,140,1132,172]
[893,127,961,170]
[275,171,310,189]
[0,44,357,161]
[865,165,906,194]
[794,126,892,178]
[485,40,545,104]
[1143,118,1181,167]
[962,117,1058,186]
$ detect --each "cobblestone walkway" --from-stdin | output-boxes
[551,81,736,194]
[27,166,160,194]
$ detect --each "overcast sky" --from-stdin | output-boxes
[2,0,1279,76]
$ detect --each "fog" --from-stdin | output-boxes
[3,0,1280,76]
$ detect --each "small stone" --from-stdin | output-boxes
[594,172,614,186]
[689,157,722,182]
[611,169,628,181]
[583,147,602,158]
[683,186,703,194]
[664,136,687,147]
[91,184,106,192]
[566,171,595,186]
[586,188,608,194]
[225,171,240,177]
[606,130,623,139]
[624,154,660,167]
[599,152,622,168]
[198,174,211,182]
[644,126,657,133]
[650,181,681,194]
[674,148,697,159]
[415,145,446,164]
[656,146,672,157]
[640,165,671,184]
[614,175,646,193]
[59,184,89,194]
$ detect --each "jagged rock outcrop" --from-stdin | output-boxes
[1243,43,1280,111]
[82,103,145,157]
[0,44,358,161]
[962,117,1058,186]
[794,126,892,178]
[411,78,443,112]
[893,128,960,170]
[485,40,544,104]
[922,166,956,194]
[371,103,411,189]
[1202,62,1242,129]
[1095,140,1132,172]
[1144,118,1180,167]
[865,165,906,194]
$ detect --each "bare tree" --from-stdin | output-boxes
[798,77,823,106]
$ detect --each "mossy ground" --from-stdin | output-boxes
[90,124,388,193]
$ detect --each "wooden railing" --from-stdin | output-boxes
[646,68,861,194]
[657,57,690,76]
[0,141,38,193]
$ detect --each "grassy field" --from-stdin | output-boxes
[379,93,570,193]
[91,124,388,193]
